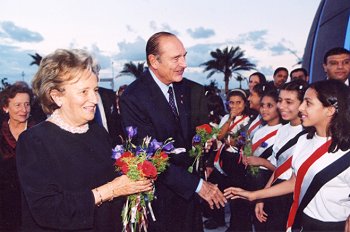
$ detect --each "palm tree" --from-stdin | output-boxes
[118,61,146,79]
[201,46,255,94]
[235,74,247,89]
[29,53,42,66]
[0,77,9,90]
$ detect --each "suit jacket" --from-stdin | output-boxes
[120,71,204,231]
[91,87,124,147]
[183,78,209,132]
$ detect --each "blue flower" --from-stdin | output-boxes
[126,126,137,139]
[162,141,175,151]
[148,139,163,153]
[135,146,145,156]
[236,138,245,147]
[193,134,201,143]
[261,142,268,148]
[240,131,246,138]
[111,145,125,159]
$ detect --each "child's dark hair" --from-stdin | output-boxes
[279,79,309,102]
[262,88,279,103]
[252,81,276,98]
[207,94,225,124]
[260,87,281,124]
[306,80,350,152]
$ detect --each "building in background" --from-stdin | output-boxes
[303,0,350,83]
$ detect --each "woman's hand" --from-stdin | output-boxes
[255,202,267,223]
[110,175,153,197]
[223,187,256,201]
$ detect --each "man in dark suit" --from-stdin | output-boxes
[94,87,124,146]
[120,32,226,232]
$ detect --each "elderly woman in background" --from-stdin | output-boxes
[16,49,152,231]
[0,82,35,231]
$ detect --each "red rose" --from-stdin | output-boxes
[115,151,134,174]
[159,152,168,159]
[115,158,129,174]
[121,151,134,158]
[120,163,129,174]
[137,160,158,179]
[196,124,212,134]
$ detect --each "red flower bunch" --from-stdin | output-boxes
[137,160,157,179]
[188,124,219,173]
[196,124,212,134]
[115,151,133,173]
[112,126,173,232]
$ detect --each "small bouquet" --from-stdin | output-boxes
[240,133,259,176]
[228,126,259,176]
[112,126,174,232]
[188,124,219,173]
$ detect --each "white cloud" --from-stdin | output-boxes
[187,27,215,39]
[0,0,321,89]
[0,21,43,43]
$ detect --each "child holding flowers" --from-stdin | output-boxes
[206,89,252,231]
[243,88,282,174]
[242,87,282,231]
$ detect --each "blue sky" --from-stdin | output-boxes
[0,0,321,90]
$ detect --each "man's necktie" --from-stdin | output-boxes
[167,86,179,119]
[94,105,103,127]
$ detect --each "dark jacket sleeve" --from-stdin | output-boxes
[120,89,200,200]
[16,131,96,230]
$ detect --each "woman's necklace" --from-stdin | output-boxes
[49,110,89,134]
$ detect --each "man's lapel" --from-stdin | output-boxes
[174,81,190,141]
[144,72,180,124]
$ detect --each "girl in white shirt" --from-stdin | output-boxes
[247,82,276,140]
[243,89,282,173]
[206,89,251,231]
[254,80,308,232]
[224,80,350,232]
[244,89,282,232]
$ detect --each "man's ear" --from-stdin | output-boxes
[148,54,159,69]
[50,89,63,107]
[322,63,328,73]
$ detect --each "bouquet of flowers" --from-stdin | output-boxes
[240,132,259,176]
[112,126,174,232]
[229,127,259,176]
[188,124,219,173]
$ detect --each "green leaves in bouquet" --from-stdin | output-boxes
[188,124,219,173]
